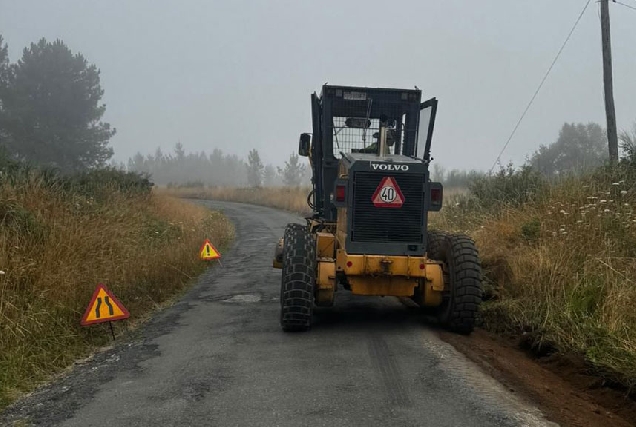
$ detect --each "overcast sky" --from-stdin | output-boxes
[1,0,635,171]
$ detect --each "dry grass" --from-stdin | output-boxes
[171,180,636,388]
[160,186,313,216]
[0,177,234,409]
[432,175,636,387]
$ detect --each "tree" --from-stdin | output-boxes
[246,149,264,187]
[174,142,185,161]
[0,38,114,171]
[431,163,446,182]
[0,35,10,148]
[278,152,306,187]
[619,122,636,165]
[128,152,146,172]
[529,123,608,177]
[263,164,277,186]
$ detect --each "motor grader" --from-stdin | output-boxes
[273,85,482,334]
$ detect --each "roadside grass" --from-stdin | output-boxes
[431,170,636,389]
[166,177,636,390]
[0,170,234,409]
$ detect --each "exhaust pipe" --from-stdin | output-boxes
[378,123,387,157]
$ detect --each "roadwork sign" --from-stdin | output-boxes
[200,239,221,260]
[372,176,405,208]
[80,284,130,326]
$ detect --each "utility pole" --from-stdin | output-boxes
[601,0,619,165]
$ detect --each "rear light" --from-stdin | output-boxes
[431,188,442,204]
[336,185,346,202]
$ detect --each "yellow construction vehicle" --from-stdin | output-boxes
[273,85,482,334]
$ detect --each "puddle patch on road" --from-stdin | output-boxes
[222,294,261,304]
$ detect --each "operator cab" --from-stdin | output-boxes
[298,85,439,222]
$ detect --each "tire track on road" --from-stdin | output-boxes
[368,334,413,408]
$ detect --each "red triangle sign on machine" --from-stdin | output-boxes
[372,176,405,208]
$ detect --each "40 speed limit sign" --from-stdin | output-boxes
[372,177,405,208]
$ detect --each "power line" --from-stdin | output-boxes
[615,1,636,11]
[489,0,593,174]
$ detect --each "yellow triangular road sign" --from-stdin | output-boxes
[80,284,130,326]
[200,239,221,260]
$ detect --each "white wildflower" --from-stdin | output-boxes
[560,209,568,215]
[576,220,583,224]
[604,209,611,213]
[621,190,628,195]
[0,270,5,275]
[612,182,620,186]
[600,200,607,204]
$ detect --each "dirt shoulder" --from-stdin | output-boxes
[439,329,636,427]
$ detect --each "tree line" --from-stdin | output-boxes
[127,145,311,188]
[433,121,636,188]
[2,34,634,189]
[0,34,311,187]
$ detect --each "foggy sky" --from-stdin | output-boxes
[1,0,635,171]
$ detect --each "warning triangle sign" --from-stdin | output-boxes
[80,284,130,326]
[371,176,405,208]
[200,239,221,260]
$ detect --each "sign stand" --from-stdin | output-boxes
[109,321,116,341]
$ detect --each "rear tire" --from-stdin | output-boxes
[426,230,448,260]
[431,233,483,335]
[280,224,315,332]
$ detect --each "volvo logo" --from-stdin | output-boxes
[370,163,409,172]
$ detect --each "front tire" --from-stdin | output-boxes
[280,224,315,332]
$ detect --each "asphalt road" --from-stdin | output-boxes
[1,201,557,427]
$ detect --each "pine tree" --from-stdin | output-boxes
[263,164,277,186]
[246,149,264,187]
[278,152,306,187]
[0,35,11,150]
[1,38,115,171]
